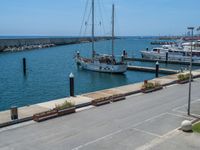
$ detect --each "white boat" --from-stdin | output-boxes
[75,0,127,73]
[141,44,200,62]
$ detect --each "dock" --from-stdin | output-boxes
[127,65,178,74]
[125,57,200,66]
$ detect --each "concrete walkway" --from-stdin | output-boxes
[0,78,200,149]
[1,70,200,127]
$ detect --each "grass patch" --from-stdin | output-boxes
[55,101,75,110]
[192,122,200,133]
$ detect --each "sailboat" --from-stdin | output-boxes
[75,0,127,73]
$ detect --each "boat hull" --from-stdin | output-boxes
[76,58,127,73]
[141,51,200,63]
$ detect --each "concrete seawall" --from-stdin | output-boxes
[0,37,112,52]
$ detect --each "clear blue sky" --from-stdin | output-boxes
[0,0,199,36]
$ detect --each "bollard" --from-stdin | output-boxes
[144,80,148,85]
[123,50,126,57]
[10,106,18,120]
[165,52,168,63]
[69,73,74,97]
[23,58,26,75]
[121,54,124,62]
[77,51,80,58]
[155,61,159,78]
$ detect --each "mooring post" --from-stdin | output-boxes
[123,50,126,57]
[155,61,159,78]
[10,106,18,120]
[23,58,26,75]
[69,73,74,97]
[121,54,124,62]
[165,52,168,63]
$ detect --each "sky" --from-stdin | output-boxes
[0,0,200,36]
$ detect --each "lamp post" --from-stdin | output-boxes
[187,27,194,116]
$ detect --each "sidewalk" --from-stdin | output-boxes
[1,69,200,127]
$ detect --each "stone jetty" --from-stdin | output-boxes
[0,36,111,52]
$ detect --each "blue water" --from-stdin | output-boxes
[0,37,196,111]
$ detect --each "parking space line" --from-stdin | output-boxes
[71,113,167,150]
[133,127,162,138]
[166,112,193,120]
[172,98,200,117]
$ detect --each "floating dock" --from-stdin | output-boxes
[127,65,178,74]
[125,57,200,66]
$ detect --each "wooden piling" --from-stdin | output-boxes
[23,58,26,75]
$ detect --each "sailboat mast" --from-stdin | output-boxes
[92,0,95,58]
[112,4,115,57]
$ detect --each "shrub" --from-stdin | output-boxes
[177,73,192,81]
[141,81,161,90]
[55,101,75,110]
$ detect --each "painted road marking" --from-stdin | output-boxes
[71,113,167,150]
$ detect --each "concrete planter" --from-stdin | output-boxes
[92,97,111,106]
[33,109,58,122]
[141,86,163,93]
[111,94,126,102]
[177,79,192,84]
[33,107,76,122]
[57,107,76,116]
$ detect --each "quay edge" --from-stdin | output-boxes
[1,69,200,128]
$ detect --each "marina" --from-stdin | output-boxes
[0,0,200,149]
[0,36,200,111]
[0,37,158,111]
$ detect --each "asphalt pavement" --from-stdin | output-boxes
[0,79,200,150]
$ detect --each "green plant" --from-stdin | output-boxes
[177,73,192,81]
[192,122,200,133]
[55,101,75,110]
[141,81,161,90]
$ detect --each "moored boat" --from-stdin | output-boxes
[75,0,127,73]
[141,43,200,62]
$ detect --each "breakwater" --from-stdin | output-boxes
[0,36,111,52]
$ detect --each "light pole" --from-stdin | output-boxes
[187,27,194,116]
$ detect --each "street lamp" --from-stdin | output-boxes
[187,27,194,116]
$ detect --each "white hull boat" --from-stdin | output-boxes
[75,0,127,74]
[141,46,200,63]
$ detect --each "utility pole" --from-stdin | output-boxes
[187,27,194,116]
[112,4,115,57]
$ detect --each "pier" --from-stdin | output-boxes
[127,65,178,74]
[125,57,200,66]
